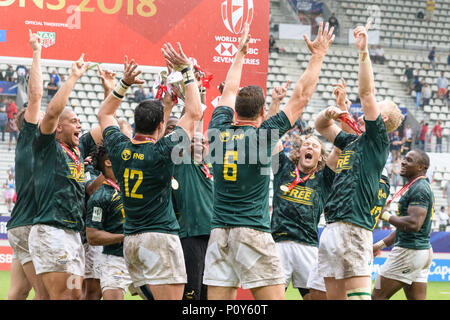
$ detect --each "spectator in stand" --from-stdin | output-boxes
[426,0,435,22]
[282,135,292,157]
[5,65,15,82]
[414,77,424,108]
[133,85,147,103]
[438,206,448,232]
[6,99,17,120]
[46,77,58,102]
[313,13,324,35]
[3,170,15,213]
[428,46,436,70]
[403,123,414,154]
[417,10,424,19]
[328,13,339,36]
[432,120,443,153]
[404,65,415,94]
[0,106,7,142]
[421,82,432,107]
[269,35,286,53]
[437,72,448,99]
[447,51,450,66]
[390,130,402,159]
[369,45,376,61]
[375,45,385,64]
[49,69,60,86]
[57,74,65,89]
[391,155,401,189]
[15,65,27,82]
[6,116,18,151]
[417,121,428,150]
[298,11,310,25]
[444,181,450,217]
[0,69,4,81]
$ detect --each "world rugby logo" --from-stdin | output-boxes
[221,0,254,34]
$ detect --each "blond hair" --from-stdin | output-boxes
[289,134,328,171]
[380,100,404,133]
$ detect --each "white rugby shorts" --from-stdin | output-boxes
[203,227,285,290]
[123,232,187,287]
[379,246,433,285]
[8,225,33,265]
[318,222,373,279]
[29,224,85,276]
[276,240,318,289]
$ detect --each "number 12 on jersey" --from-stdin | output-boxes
[123,168,143,199]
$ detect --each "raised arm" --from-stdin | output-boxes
[266,81,289,119]
[315,106,348,143]
[218,23,251,110]
[25,30,43,124]
[282,22,335,126]
[354,22,379,121]
[97,64,116,101]
[161,42,202,140]
[40,54,90,134]
[97,56,144,133]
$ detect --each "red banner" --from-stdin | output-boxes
[0,246,13,271]
[0,0,270,127]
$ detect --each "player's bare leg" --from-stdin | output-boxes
[22,261,49,300]
[325,276,371,300]
[309,289,327,300]
[148,284,185,300]
[103,289,124,300]
[403,282,427,300]
[372,275,404,300]
[41,272,83,300]
[7,258,32,300]
[207,286,238,300]
[251,284,285,300]
[82,278,102,300]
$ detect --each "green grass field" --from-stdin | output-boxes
[1,271,449,300]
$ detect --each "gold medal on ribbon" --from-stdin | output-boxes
[172,178,179,190]
[280,185,289,192]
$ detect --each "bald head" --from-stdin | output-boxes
[58,108,75,124]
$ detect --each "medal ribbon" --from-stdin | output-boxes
[104,178,120,192]
[58,141,82,177]
[339,114,363,136]
[284,167,315,192]
[233,121,258,128]
[132,135,157,143]
[200,163,213,179]
[383,175,426,209]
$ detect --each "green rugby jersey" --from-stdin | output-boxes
[207,106,292,232]
[394,178,434,250]
[172,157,214,239]
[324,115,390,231]
[7,120,38,230]
[370,174,390,230]
[271,152,335,247]
[32,130,93,232]
[103,125,187,236]
[81,163,102,244]
[86,182,125,257]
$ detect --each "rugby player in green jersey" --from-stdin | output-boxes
[314,23,404,299]
[6,30,49,300]
[203,22,335,300]
[372,149,435,300]
[173,131,213,300]
[81,66,117,301]
[86,146,131,300]
[29,53,104,300]
[98,45,203,300]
